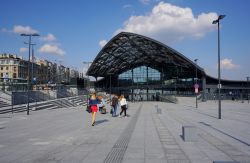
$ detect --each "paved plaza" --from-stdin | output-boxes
[1,98,250,163]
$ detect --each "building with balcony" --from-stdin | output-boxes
[0,53,79,91]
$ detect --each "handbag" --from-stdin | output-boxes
[110,108,113,114]
[86,105,91,113]
[101,107,107,114]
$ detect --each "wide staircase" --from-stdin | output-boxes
[0,90,12,108]
[0,95,87,114]
[0,99,11,108]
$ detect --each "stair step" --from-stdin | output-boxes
[31,103,55,111]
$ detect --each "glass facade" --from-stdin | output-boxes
[118,66,162,100]
[119,66,161,85]
[115,65,200,101]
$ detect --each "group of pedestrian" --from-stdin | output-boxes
[110,94,128,118]
[87,92,128,126]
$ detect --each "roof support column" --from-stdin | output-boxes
[161,66,163,95]
[202,75,207,101]
[147,66,149,101]
[131,69,134,102]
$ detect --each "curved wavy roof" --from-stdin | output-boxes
[87,32,205,78]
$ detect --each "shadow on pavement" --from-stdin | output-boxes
[95,119,109,125]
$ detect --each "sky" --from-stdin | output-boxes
[1,0,250,81]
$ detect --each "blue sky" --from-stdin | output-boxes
[1,0,250,80]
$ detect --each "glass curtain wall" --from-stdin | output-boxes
[119,66,160,85]
[117,66,199,100]
[118,66,161,100]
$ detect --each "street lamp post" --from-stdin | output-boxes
[24,42,36,85]
[194,59,198,108]
[83,61,92,88]
[20,33,39,115]
[247,76,249,103]
[212,15,226,119]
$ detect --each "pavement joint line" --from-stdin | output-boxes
[161,104,250,163]
[200,132,250,163]
[151,108,191,163]
[1,101,250,162]
[103,103,143,163]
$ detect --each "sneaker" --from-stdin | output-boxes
[124,116,127,118]
[118,115,121,118]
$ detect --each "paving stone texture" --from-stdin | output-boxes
[1,97,250,163]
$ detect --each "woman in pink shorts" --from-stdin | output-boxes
[88,93,99,126]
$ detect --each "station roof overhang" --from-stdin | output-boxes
[87,32,205,79]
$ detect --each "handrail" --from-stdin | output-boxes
[159,95,178,104]
[0,96,11,102]
[0,90,12,96]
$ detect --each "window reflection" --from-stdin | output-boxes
[118,66,160,86]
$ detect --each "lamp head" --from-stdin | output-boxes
[20,33,28,36]
[20,33,40,36]
[32,33,40,36]
[212,20,218,24]
[218,15,226,20]
[212,15,226,24]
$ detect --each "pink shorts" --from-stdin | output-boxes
[91,105,97,112]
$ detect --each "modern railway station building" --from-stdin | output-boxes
[87,32,249,101]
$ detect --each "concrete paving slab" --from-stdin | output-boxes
[1,100,250,162]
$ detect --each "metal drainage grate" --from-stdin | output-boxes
[103,104,142,163]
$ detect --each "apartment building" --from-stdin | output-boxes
[0,53,28,83]
[0,53,75,85]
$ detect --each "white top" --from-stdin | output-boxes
[119,98,127,106]
[98,99,105,107]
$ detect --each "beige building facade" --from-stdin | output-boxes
[0,53,28,83]
[0,53,75,86]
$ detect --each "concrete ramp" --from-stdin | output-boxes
[176,96,196,107]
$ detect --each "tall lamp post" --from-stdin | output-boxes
[247,76,249,103]
[83,61,92,88]
[212,15,226,119]
[24,42,36,85]
[194,59,198,108]
[20,33,39,115]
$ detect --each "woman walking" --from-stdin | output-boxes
[111,95,118,117]
[119,95,127,118]
[88,92,99,126]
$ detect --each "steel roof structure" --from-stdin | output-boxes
[87,32,205,79]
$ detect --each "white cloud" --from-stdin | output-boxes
[38,44,65,56]
[115,2,218,43]
[99,40,108,47]
[123,4,133,9]
[19,47,28,53]
[221,58,240,70]
[41,33,56,42]
[13,25,38,34]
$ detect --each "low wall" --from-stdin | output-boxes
[11,87,87,105]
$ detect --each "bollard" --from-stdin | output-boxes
[182,126,197,142]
